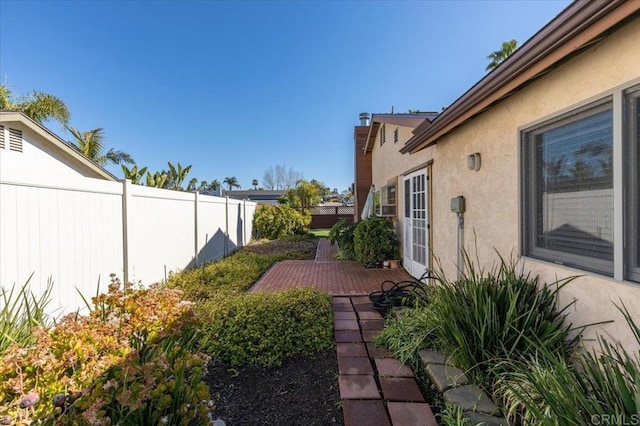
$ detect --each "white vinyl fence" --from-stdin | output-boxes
[0,177,256,315]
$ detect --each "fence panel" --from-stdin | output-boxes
[1,178,257,315]
[0,178,124,315]
[309,205,355,229]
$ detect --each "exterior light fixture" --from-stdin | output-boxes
[467,153,481,171]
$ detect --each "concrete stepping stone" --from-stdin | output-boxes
[443,385,500,415]
[375,358,414,378]
[463,411,509,426]
[342,400,390,426]
[339,375,381,399]
[339,357,374,375]
[418,349,449,366]
[379,377,424,402]
[387,402,437,426]
[425,364,469,392]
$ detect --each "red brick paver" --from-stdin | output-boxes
[250,240,412,295]
[387,402,438,426]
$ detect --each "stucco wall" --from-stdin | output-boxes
[378,18,640,349]
[371,123,430,262]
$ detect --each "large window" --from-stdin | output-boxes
[522,83,640,283]
[626,85,640,282]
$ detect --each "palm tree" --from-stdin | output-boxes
[223,176,241,191]
[209,179,221,191]
[67,126,134,166]
[121,164,148,184]
[0,84,70,128]
[186,178,198,192]
[167,162,192,190]
[486,39,518,71]
[252,179,259,190]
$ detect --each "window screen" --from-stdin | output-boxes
[523,100,614,275]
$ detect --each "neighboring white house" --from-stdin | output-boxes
[0,111,117,184]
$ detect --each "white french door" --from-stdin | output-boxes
[403,169,429,278]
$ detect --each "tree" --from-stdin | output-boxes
[67,126,134,166]
[282,179,324,213]
[121,164,148,184]
[486,39,518,71]
[262,164,302,190]
[197,180,208,192]
[209,179,221,191]
[223,176,241,191]
[0,84,70,128]
[252,179,259,190]
[167,162,192,190]
[146,171,168,188]
[186,178,198,192]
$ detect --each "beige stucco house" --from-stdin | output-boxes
[356,1,640,348]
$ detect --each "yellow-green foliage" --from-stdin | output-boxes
[168,249,308,298]
[0,277,211,425]
[253,204,311,240]
[199,288,334,367]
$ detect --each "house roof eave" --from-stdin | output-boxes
[401,0,640,154]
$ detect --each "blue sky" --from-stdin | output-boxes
[0,0,569,192]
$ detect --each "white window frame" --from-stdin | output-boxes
[520,79,640,284]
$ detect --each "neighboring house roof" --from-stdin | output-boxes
[401,0,640,154]
[364,112,438,153]
[224,189,286,202]
[0,110,118,180]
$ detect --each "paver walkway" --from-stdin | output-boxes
[250,238,413,295]
[251,238,438,425]
[334,296,438,426]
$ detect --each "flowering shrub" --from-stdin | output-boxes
[0,276,211,425]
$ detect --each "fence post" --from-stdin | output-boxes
[224,196,229,257]
[121,179,132,283]
[194,191,199,267]
[243,199,247,247]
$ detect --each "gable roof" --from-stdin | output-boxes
[401,0,640,154]
[0,110,117,181]
[364,112,438,153]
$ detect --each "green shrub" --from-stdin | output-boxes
[198,288,334,367]
[253,204,311,240]
[168,249,309,299]
[329,219,356,259]
[0,277,211,425]
[353,216,399,266]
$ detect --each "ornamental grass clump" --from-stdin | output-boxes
[429,253,583,391]
[496,303,640,424]
[0,275,53,354]
[0,275,211,425]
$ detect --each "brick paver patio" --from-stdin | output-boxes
[250,238,437,425]
[250,238,413,295]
